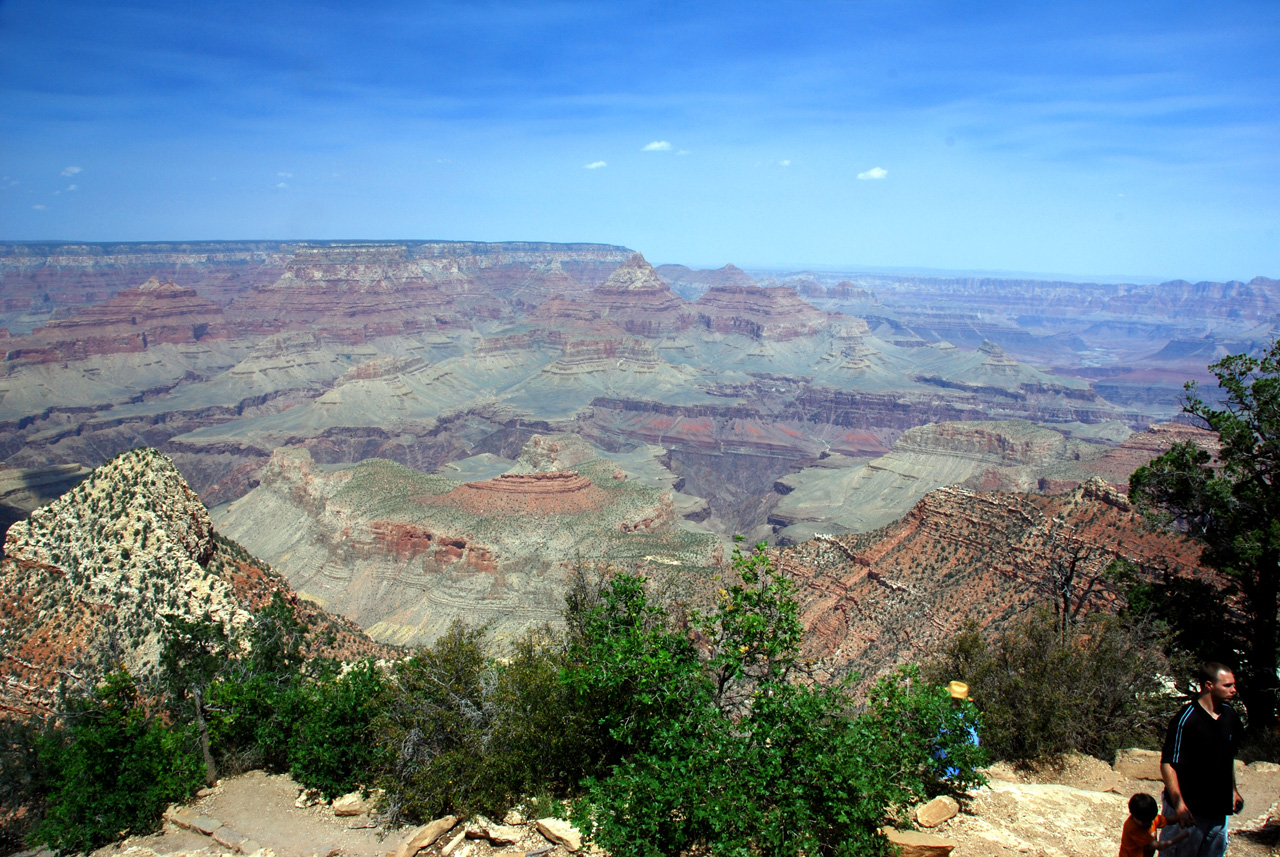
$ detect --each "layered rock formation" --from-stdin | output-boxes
[213,436,716,648]
[588,253,692,337]
[0,448,387,716]
[692,284,833,341]
[778,479,1212,686]
[3,278,229,364]
[225,245,468,342]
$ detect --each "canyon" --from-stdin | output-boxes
[0,239,1271,653]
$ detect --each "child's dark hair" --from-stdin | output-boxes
[1129,793,1158,823]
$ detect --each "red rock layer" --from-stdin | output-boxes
[425,471,608,516]
[3,278,229,363]
[693,285,832,340]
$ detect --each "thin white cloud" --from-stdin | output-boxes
[857,167,888,180]
[677,150,690,156]
[61,166,81,177]
[32,204,47,210]
[66,184,78,191]
[278,171,292,178]
[780,159,792,167]
[584,161,607,169]
[642,141,672,151]
[276,182,288,188]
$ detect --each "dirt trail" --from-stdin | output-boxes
[86,754,1279,857]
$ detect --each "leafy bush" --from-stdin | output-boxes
[565,544,986,857]
[289,660,387,799]
[375,622,584,824]
[32,670,202,853]
[0,715,46,853]
[923,609,1177,764]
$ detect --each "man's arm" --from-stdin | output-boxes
[1161,762,1193,825]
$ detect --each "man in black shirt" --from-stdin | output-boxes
[1158,662,1242,857]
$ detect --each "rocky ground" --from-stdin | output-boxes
[17,751,1265,857]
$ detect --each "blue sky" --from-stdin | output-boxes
[1,1,1277,282]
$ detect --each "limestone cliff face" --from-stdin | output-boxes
[0,447,389,715]
[779,480,1212,688]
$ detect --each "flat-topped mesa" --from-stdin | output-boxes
[693,284,833,341]
[225,246,468,341]
[590,253,692,337]
[3,277,229,363]
[467,471,594,493]
[438,470,609,516]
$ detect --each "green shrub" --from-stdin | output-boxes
[565,544,987,857]
[32,671,201,853]
[1,714,46,853]
[923,609,1176,764]
[289,660,388,799]
[374,622,584,824]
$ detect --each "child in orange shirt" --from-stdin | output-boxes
[1119,793,1189,857]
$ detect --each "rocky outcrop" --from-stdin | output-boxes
[0,448,387,715]
[778,482,1212,687]
[693,284,833,341]
[589,254,692,337]
[3,278,229,364]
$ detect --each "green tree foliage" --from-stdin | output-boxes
[31,670,202,853]
[0,715,46,852]
[1129,341,1280,728]
[924,609,1175,764]
[288,660,387,800]
[374,623,585,824]
[565,544,986,857]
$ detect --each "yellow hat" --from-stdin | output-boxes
[947,681,970,700]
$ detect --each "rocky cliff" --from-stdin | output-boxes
[778,478,1213,687]
[3,278,229,364]
[0,448,388,716]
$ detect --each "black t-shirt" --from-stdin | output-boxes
[1161,700,1240,820]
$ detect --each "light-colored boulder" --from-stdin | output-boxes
[466,817,522,845]
[536,818,583,852]
[881,827,957,857]
[503,809,527,826]
[1113,748,1162,780]
[393,815,459,857]
[333,791,370,816]
[915,795,959,828]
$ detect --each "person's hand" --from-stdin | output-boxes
[1233,788,1244,814]
[1169,794,1193,826]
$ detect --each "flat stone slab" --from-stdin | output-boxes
[189,815,224,836]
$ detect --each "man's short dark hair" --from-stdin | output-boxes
[1129,792,1158,822]
[1198,661,1232,687]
